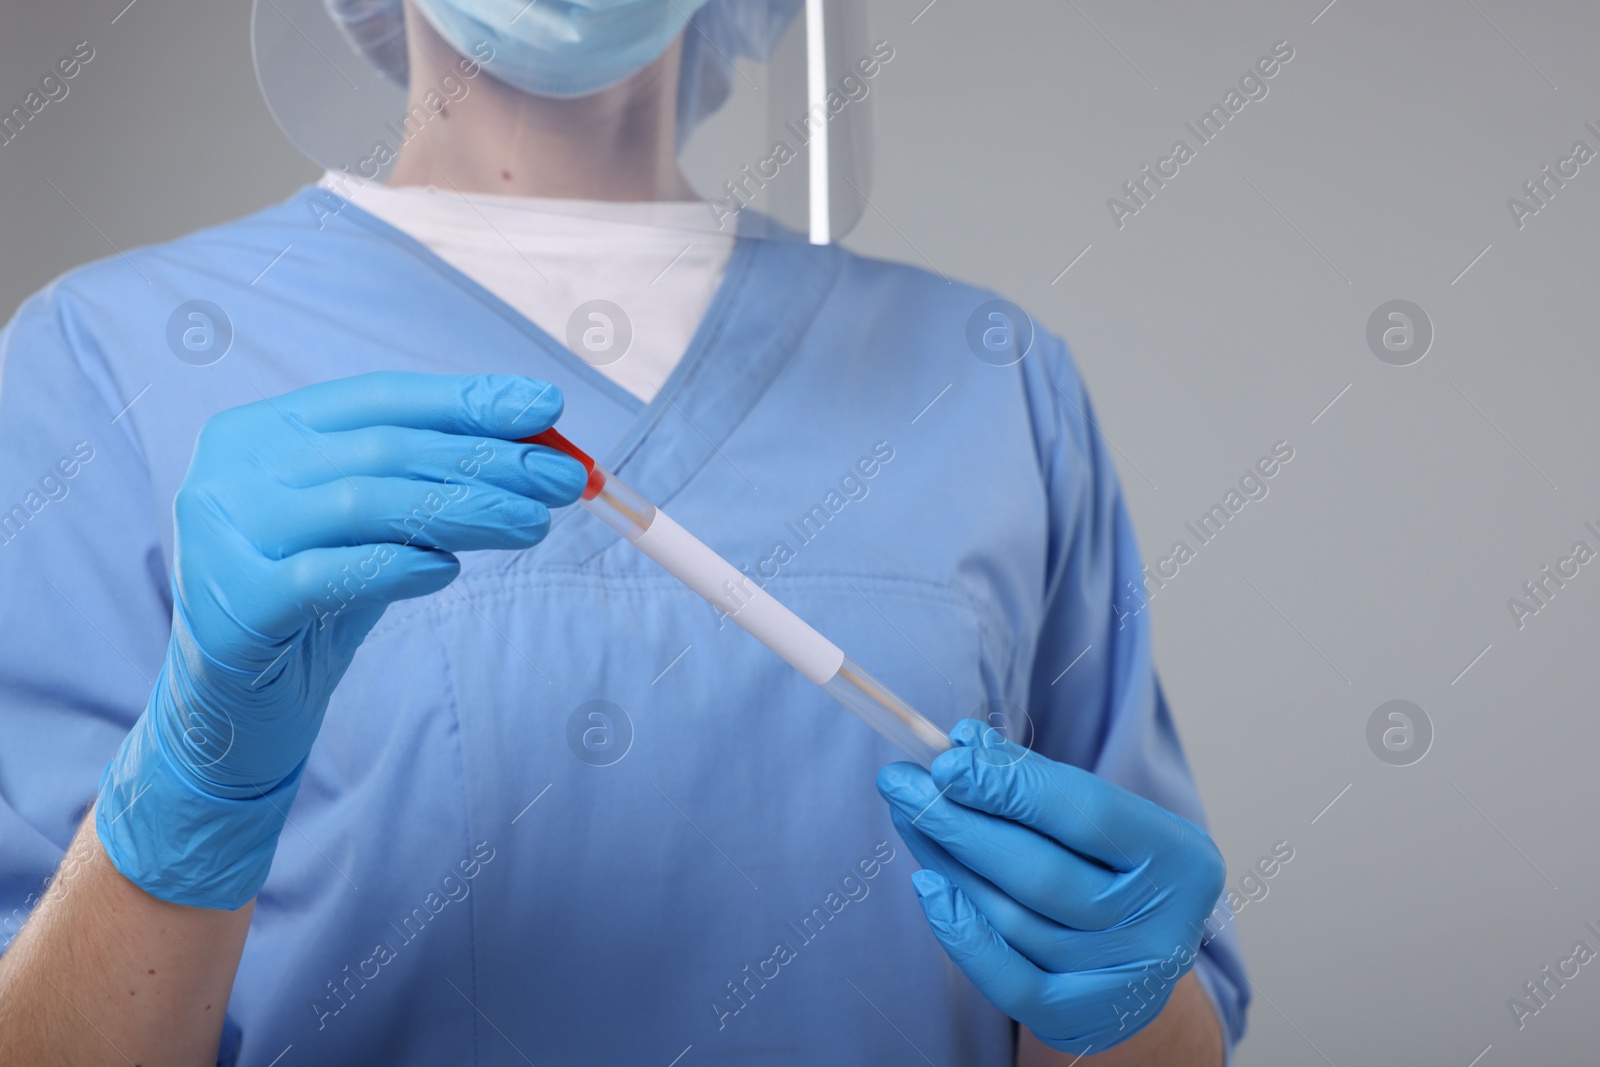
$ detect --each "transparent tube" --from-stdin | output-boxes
[822,657,953,769]
[582,470,657,542]
[524,429,954,768]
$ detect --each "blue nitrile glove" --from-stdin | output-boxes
[96,373,588,909]
[877,719,1226,1056]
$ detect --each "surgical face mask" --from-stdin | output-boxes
[411,0,715,98]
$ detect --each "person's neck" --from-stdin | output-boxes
[386,8,696,202]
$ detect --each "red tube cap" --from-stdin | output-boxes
[519,428,605,500]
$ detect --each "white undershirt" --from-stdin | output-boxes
[321,172,734,404]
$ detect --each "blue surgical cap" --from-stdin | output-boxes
[321,0,802,144]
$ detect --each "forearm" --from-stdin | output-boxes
[0,805,253,1066]
[1017,972,1223,1067]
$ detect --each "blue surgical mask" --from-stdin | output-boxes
[411,0,714,98]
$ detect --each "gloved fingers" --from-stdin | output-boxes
[878,762,1126,930]
[189,544,458,642]
[257,372,565,439]
[272,426,588,506]
[891,810,1100,974]
[273,543,461,619]
[894,810,1212,977]
[914,873,1144,1058]
[930,719,1184,872]
[239,476,555,557]
[910,870,1076,1042]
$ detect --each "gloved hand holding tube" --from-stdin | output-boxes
[97,367,1220,1067]
[878,720,1228,1056]
[510,426,1226,1053]
[96,372,590,909]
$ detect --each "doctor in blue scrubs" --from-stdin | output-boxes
[0,1,1248,1063]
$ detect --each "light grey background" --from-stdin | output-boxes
[4,1,1598,1063]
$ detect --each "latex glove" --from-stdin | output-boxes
[876,719,1226,1056]
[97,373,588,908]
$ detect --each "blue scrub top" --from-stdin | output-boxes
[0,188,1247,1065]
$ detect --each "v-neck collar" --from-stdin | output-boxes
[314,186,842,560]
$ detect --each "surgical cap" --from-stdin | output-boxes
[321,0,802,144]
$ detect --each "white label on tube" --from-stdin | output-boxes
[632,510,845,685]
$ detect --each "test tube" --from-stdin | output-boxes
[522,428,954,769]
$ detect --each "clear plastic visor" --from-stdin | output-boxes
[251,0,879,244]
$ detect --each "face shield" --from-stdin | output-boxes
[251,0,878,244]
